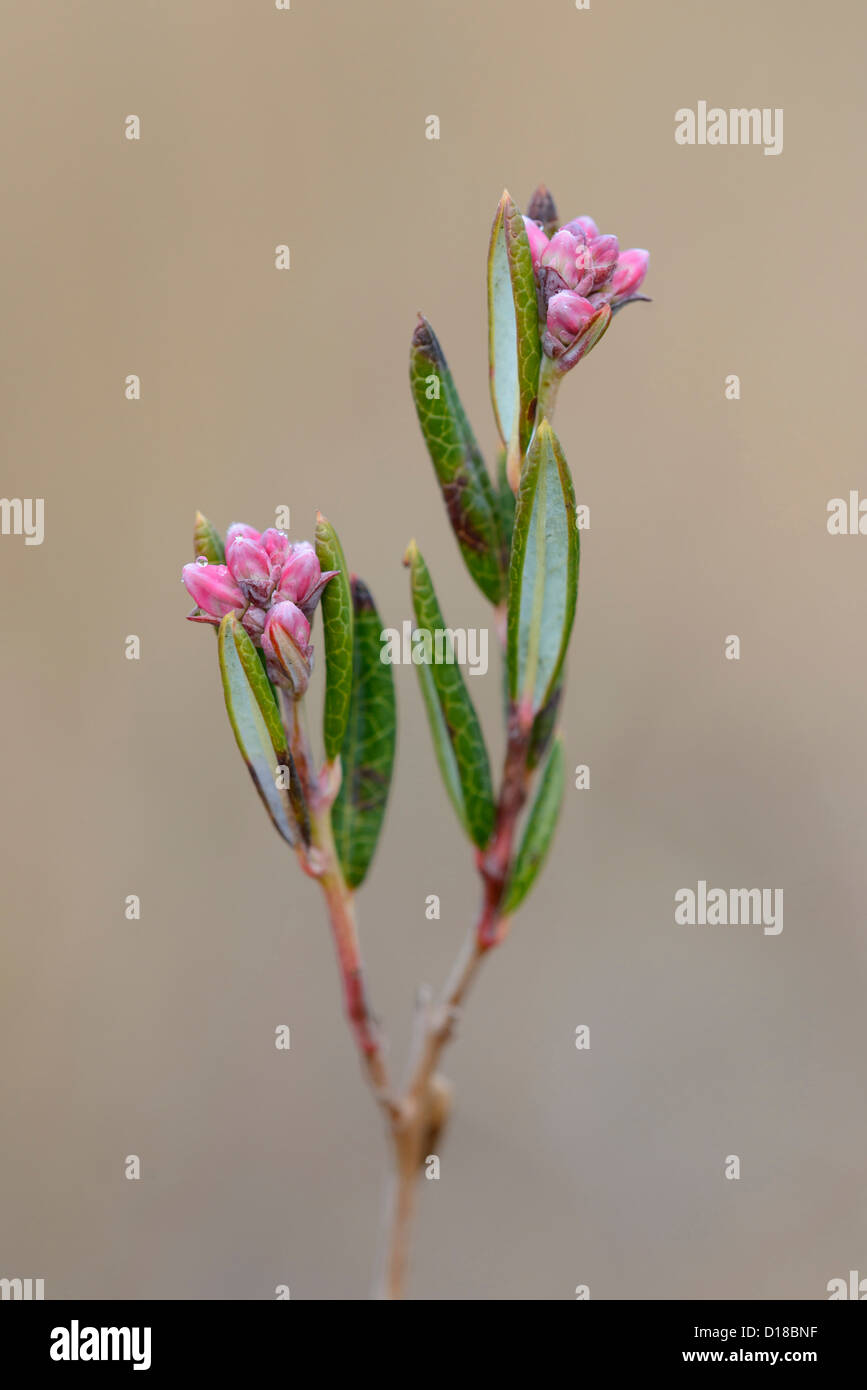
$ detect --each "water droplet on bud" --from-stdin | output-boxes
[196,555,209,566]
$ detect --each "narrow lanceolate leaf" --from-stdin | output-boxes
[507,420,579,726]
[502,738,565,915]
[495,446,516,559]
[193,511,225,564]
[405,541,495,850]
[410,315,504,604]
[314,512,353,760]
[218,613,301,845]
[332,578,396,889]
[528,682,562,771]
[487,191,542,489]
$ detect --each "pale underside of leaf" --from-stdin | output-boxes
[488,194,542,488]
[490,218,520,451]
[508,422,578,719]
[502,737,565,914]
[218,614,298,845]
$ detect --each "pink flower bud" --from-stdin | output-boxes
[182,562,245,623]
[260,528,291,565]
[274,542,338,618]
[520,202,649,373]
[273,542,318,600]
[261,601,313,697]
[540,228,581,292]
[562,215,599,240]
[578,233,619,293]
[225,522,261,550]
[241,605,268,642]
[226,535,275,605]
[610,248,650,306]
[543,291,596,350]
[543,292,611,373]
[522,215,549,270]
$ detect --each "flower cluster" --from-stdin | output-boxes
[523,197,649,374]
[182,523,337,696]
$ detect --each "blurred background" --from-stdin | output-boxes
[1,0,866,1300]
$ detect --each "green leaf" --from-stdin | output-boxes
[502,738,564,914]
[409,315,505,604]
[405,541,496,850]
[218,613,303,845]
[332,578,396,889]
[528,682,562,771]
[193,511,225,565]
[495,446,516,558]
[487,190,542,487]
[254,643,282,717]
[314,511,354,761]
[507,420,579,723]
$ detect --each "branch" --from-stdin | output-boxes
[376,718,536,1296]
[287,696,399,1124]
[318,865,398,1122]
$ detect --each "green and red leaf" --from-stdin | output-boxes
[410,316,505,603]
[502,738,565,914]
[331,578,397,889]
[405,541,496,849]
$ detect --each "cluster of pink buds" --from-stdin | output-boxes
[523,187,650,374]
[182,523,337,697]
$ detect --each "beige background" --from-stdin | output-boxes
[2,0,866,1300]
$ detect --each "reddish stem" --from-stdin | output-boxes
[377,712,536,1296]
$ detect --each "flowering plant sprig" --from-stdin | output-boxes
[183,185,649,1298]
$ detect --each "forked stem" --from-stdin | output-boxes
[375,720,534,1298]
[297,367,552,1294]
